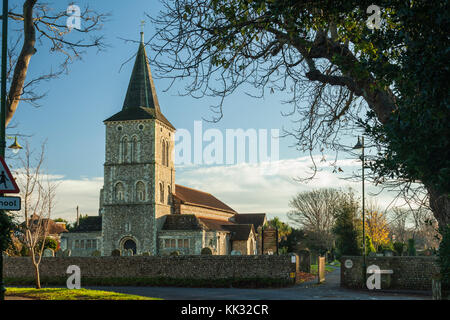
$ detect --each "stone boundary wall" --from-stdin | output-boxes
[340,256,439,291]
[4,255,297,282]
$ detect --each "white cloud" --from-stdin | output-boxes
[12,155,408,225]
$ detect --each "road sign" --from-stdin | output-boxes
[0,156,19,193]
[0,196,21,210]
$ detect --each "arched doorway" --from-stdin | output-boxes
[122,238,137,255]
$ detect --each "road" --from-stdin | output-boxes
[86,267,430,300]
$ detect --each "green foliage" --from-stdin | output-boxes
[393,242,405,256]
[170,250,180,256]
[37,237,58,251]
[200,247,212,255]
[267,217,292,242]
[278,246,288,255]
[279,228,306,253]
[407,238,416,256]
[438,225,450,289]
[377,242,394,253]
[332,194,361,258]
[365,235,376,255]
[0,212,17,251]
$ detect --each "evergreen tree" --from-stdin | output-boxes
[333,198,360,258]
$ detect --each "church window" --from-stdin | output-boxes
[131,136,140,163]
[80,240,85,249]
[162,140,166,166]
[136,181,145,201]
[160,182,164,203]
[120,136,129,163]
[170,239,176,248]
[165,141,169,166]
[167,185,171,204]
[74,240,79,249]
[138,124,144,130]
[125,223,131,232]
[117,125,122,131]
[115,182,125,201]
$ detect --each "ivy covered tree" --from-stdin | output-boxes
[149,0,449,229]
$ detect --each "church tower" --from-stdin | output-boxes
[100,31,175,256]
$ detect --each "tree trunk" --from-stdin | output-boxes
[33,263,41,289]
[427,185,450,230]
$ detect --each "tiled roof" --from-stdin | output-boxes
[174,184,236,214]
[232,213,266,231]
[222,224,254,241]
[197,217,235,232]
[23,216,68,235]
[71,216,102,233]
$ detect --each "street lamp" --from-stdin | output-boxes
[8,136,22,154]
[353,136,366,285]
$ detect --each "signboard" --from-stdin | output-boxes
[0,196,21,211]
[0,156,20,193]
[344,259,353,269]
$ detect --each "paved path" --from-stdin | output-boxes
[86,267,430,300]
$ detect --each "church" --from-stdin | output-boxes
[61,32,268,257]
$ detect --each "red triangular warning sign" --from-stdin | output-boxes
[0,156,20,193]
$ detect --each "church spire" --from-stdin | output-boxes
[122,28,160,112]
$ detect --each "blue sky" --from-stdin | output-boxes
[5,0,403,222]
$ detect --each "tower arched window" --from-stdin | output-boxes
[120,136,129,163]
[159,182,164,204]
[136,181,145,202]
[165,141,169,166]
[115,182,125,201]
[162,139,166,166]
[131,136,140,163]
[167,185,172,204]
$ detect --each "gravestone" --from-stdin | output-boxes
[231,250,241,255]
[91,250,101,257]
[111,249,121,256]
[141,252,150,256]
[297,250,311,273]
[55,250,64,257]
[384,250,394,257]
[43,248,54,257]
[63,249,72,257]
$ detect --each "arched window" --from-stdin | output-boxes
[115,182,125,201]
[165,141,169,166]
[136,181,145,202]
[167,185,172,204]
[131,136,140,163]
[120,136,129,163]
[159,182,164,203]
[162,139,166,166]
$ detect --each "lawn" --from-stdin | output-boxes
[6,287,161,300]
[310,260,340,275]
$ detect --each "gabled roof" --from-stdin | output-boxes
[232,213,266,231]
[174,184,236,214]
[104,32,174,129]
[71,216,102,233]
[22,216,68,235]
[197,217,235,232]
[222,224,254,241]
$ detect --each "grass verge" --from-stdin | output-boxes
[5,287,160,300]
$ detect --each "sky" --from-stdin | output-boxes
[4,0,408,224]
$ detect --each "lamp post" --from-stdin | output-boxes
[353,136,366,285]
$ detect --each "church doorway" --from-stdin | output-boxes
[122,238,137,255]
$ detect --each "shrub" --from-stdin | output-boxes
[407,238,416,256]
[393,242,406,256]
[365,235,376,255]
[169,250,180,256]
[201,247,212,255]
[37,237,58,251]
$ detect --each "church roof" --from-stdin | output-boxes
[71,216,102,233]
[174,184,237,214]
[232,213,266,231]
[162,214,203,231]
[222,224,254,241]
[104,32,175,129]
